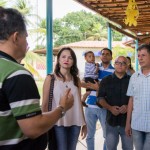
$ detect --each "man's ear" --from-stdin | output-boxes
[12,32,19,44]
[111,56,113,61]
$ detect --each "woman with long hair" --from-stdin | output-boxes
[126,56,135,75]
[42,47,87,150]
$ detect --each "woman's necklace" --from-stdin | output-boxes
[64,75,72,88]
[65,81,69,88]
[66,84,68,88]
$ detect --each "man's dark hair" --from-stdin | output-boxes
[84,51,94,57]
[137,44,150,54]
[101,48,112,56]
[0,7,26,40]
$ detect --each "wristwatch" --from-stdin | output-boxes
[57,105,66,118]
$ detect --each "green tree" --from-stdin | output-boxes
[53,10,124,47]
[22,51,45,79]
[53,11,108,47]
[86,23,107,41]
[112,46,135,68]
[30,18,46,49]
[0,0,8,7]
[12,0,37,25]
[112,30,124,41]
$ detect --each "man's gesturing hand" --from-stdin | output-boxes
[59,88,74,111]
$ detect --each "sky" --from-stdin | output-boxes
[7,0,94,19]
[37,0,94,19]
[5,0,95,50]
[26,0,95,49]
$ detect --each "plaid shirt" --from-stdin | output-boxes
[127,70,150,132]
[97,73,130,126]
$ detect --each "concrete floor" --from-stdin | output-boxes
[77,127,122,150]
[45,123,131,150]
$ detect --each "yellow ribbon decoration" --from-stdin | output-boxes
[124,0,139,26]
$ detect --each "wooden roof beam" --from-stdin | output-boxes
[108,23,138,40]
[94,3,150,9]
[104,9,150,13]
[99,10,126,14]
[84,0,147,5]
[96,6,127,9]
[123,24,150,29]
[74,0,150,39]
[76,2,127,28]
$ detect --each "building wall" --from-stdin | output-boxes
[72,47,102,78]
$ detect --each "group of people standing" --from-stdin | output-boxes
[82,45,150,150]
[0,7,150,150]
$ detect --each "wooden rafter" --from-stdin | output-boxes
[74,0,150,43]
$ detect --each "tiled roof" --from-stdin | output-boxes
[33,40,126,55]
[75,0,150,44]
[62,40,126,48]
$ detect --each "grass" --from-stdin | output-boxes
[36,79,44,104]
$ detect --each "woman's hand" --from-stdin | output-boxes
[80,125,87,139]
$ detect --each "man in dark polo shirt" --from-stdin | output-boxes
[97,56,133,150]
[0,7,73,150]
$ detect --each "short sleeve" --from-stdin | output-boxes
[126,76,134,96]
[3,70,41,120]
[97,78,107,100]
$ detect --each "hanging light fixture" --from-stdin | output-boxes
[124,0,139,26]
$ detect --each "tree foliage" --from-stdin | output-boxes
[30,17,46,49]
[0,0,7,7]
[22,51,45,79]
[2,0,136,79]
[112,46,135,69]
[53,10,124,47]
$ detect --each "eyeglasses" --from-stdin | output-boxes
[115,61,127,66]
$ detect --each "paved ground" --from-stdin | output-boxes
[45,123,128,150]
[77,127,122,150]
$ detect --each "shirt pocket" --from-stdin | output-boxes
[132,80,141,102]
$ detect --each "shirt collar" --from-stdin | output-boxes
[138,69,150,77]
[99,62,114,69]
[112,72,128,79]
[0,51,18,63]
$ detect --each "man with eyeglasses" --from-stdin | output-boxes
[97,56,133,150]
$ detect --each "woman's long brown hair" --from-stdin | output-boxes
[54,47,79,87]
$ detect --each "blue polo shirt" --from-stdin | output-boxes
[86,63,114,107]
[98,63,114,81]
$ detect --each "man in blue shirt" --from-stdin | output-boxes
[82,48,114,150]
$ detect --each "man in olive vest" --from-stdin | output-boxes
[0,7,73,150]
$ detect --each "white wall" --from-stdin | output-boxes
[73,48,102,79]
